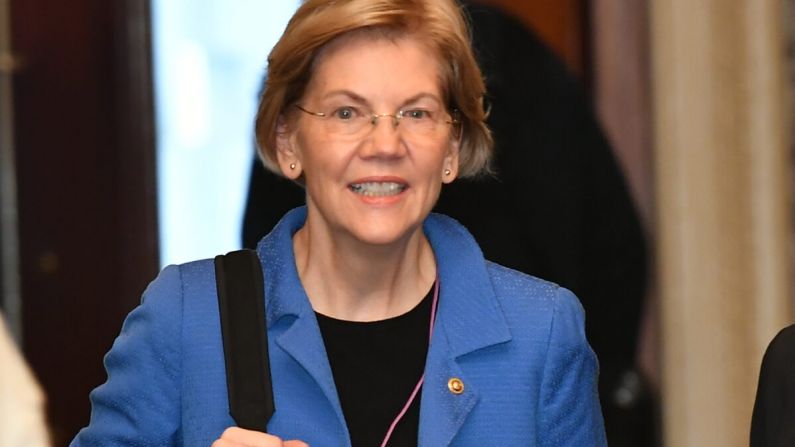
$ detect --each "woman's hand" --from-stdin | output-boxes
[211,427,308,447]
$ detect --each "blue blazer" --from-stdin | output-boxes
[72,207,606,446]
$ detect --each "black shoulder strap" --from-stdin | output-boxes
[214,249,274,432]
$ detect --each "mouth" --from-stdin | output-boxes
[348,181,407,197]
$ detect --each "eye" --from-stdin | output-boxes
[331,106,360,120]
[403,108,434,120]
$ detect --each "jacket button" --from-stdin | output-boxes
[448,377,464,395]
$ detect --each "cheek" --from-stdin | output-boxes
[295,132,355,180]
[419,143,452,171]
[294,130,328,165]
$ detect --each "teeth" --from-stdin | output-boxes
[350,182,406,197]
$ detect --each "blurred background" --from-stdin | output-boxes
[1,0,793,446]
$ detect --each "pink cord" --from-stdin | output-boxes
[428,279,439,341]
[379,277,440,447]
[380,375,425,447]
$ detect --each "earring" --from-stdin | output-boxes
[290,163,296,170]
[444,169,451,176]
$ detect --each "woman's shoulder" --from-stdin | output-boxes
[485,261,583,310]
[485,261,566,295]
[142,258,216,301]
[130,258,222,339]
[484,261,587,347]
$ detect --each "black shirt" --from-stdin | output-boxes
[316,286,434,447]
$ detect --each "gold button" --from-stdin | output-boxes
[447,377,464,395]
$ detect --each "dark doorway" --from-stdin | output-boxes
[10,1,158,444]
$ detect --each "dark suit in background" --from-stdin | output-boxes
[242,3,653,445]
[751,324,795,447]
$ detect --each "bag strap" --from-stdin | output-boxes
[214,249,275,432]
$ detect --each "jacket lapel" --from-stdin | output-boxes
[419,329,481,447]
[274,309,348,429]
[257,208,350,443]
[418,214,513,446]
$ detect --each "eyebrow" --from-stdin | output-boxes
[321,90,368,104]
[320,90,444,108]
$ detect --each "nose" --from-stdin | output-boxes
[370,113,400,128]
[360,113,405,158]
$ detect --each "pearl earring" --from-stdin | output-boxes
[444,169,451,176]
[290,163,296,170]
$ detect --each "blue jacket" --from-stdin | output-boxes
[72,207,606,446]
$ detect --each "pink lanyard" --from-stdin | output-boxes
[379,278,440,447]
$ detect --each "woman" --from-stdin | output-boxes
[72,0,606,445]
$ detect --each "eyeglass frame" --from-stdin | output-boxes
[293,104,461,137]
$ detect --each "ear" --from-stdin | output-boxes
[442,133,461,184]
[275,116,302,179]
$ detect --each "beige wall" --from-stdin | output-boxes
[594,0,794,445]
[651,1,793,445]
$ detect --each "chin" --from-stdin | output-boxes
[348,219,423,247]
[352,229,413,247]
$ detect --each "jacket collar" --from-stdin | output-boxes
[422,213,512,357]
[257,207,314,321]
[257,207,511,351]
[419,213,512,446]
[256,207,348,440]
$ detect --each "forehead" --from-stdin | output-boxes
[305,33,445,103]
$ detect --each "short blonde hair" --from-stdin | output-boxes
[255,0,493,177]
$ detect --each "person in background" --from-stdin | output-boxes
[242,2,652,445]
[0,312,51,447]
[72,0,606,445]
[750,324,795,446]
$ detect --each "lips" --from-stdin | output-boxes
[349,181,407,197]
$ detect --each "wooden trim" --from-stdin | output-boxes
[11,0,159,443]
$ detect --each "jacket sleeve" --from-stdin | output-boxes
[71,265,184,446]
[538,287,607,447]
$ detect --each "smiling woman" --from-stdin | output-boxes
[71,1,607,446]
[280,36,461,271]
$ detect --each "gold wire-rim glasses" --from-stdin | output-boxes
[294,104,461,137]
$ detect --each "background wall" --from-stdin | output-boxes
[651,1,793,445]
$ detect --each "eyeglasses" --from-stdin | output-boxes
[294,104,460,140]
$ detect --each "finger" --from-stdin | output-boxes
[284,441,309,447]
[219,427,285,445]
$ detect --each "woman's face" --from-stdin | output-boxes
[277,34,459,247]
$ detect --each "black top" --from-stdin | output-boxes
[316,287,434,447]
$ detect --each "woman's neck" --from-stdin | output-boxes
[292,217,436,322]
